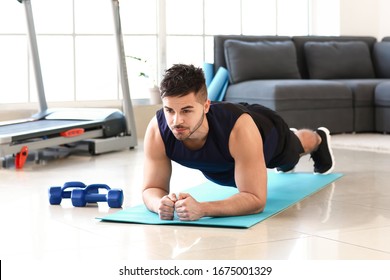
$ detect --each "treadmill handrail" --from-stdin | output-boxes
[18,0,48,112]
[111,0,137,139]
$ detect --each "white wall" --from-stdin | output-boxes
[378,0,390,39]
[340,0,390,39]
[310,0,340,35]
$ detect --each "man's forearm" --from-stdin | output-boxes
[201,192,265,217]
[142,187,168,213]
[174,191,265,221]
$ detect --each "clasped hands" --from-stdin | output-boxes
[158,193,203,221]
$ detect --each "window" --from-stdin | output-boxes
[0,0,339,105]
[277,0,309,35]
[0,0,28,103]
[0,36,28,103]
[242,0,277,35]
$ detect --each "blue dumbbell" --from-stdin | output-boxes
[70,184,123,208]
[49,181,88,205]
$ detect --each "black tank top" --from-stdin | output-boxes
[156,102,285,187]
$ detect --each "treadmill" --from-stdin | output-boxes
[0,0,138,168]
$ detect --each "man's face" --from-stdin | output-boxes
[162,92,209,141]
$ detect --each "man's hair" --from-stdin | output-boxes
[160,64,207,102]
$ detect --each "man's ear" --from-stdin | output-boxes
[204,99,211,113]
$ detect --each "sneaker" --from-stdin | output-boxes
[275,128,298,174]
[311,127,335,174]
[275,166,295,174]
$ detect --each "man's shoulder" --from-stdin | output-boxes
[145,116,160,139]
[209,101,246,115]
[210,101,240,109]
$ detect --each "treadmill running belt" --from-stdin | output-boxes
[0,119,103,143]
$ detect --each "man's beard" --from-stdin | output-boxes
[171,110,205,141]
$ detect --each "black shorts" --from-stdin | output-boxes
[239,103,304,170]
[271,129,304,171]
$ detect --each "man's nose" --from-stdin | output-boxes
[173,113,183,125]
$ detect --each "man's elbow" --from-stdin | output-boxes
[241,192,266,215]
[141,188,150,202]
[252,199,266,214]
[253,206,265,214]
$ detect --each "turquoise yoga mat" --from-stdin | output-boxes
[100,172,343,228]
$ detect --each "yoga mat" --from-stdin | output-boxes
[100,172,343,228]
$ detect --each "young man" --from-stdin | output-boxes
[142,64,334,221]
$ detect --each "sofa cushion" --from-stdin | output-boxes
[214,35,292,71]
[375,81,390,132]
[375,82,390,107]
[373,42,390,78]
[304,41,376,79]
[224,40,301,84]
[223,79,354,133]
[333,79,383,107]
[224,79,352,110]
[292,36,377,79]
[333,79,382,132]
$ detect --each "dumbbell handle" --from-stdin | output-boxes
[62,191,72,199]
[71,184,123,208]
[83,184,110,203]
[84,193,108,203]
[62,181,87,199]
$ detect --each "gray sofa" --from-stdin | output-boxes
[213,35,390,134]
